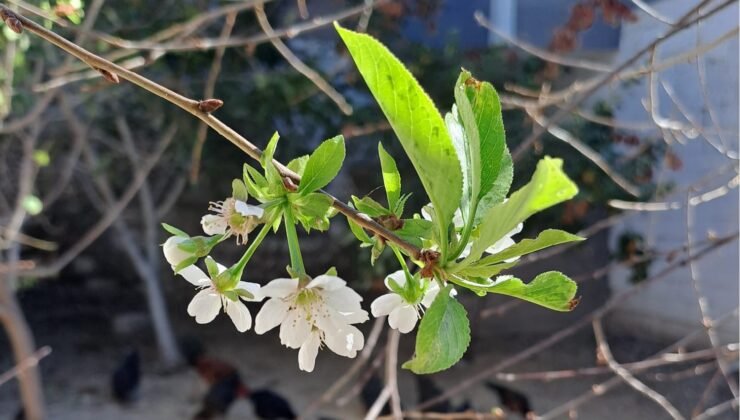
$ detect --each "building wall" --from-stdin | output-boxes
[604,0,739,343]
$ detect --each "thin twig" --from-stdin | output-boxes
[385,329,402,419]
[592,318,685,420]
[510,0,733,160]
[190,11,237,183]
[526,108,641,197]
[474,11,611,72]
[0,346,52,387]
[494,344,737,382]
[416,233,738,410]
[254,3,353,115]
[694,398,740,420]
[685,189,739,398]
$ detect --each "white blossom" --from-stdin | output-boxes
[370,270,453,333]
[177,262,261,332]
[421,203,522,260]
[163,236,191,267]
[254,275,368,372]
[201,197,264,244]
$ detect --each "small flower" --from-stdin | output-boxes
[421,203,522,260]
[201,197,264,244]
[177,261,261,332]
[371,270,451,333]
[254,275,368,372]
[162,236,191,267]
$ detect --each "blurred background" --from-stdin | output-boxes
[0,0,737,419]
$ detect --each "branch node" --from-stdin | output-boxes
[0,9,23,34]
[419,249,441,278]
[95,68,120,84]
[198,98,224,113]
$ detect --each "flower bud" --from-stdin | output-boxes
[163,236,192,267]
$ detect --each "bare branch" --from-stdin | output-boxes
[592,318,686,419]
[254,4,353,116]
[0,3,423,260]
[474,11,612,72]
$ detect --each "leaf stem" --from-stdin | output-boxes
[282,205,305,275]
[232,222,272,275]
[450,200,478,261]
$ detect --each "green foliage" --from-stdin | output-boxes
[336,24,462,257]
[477,229,584,266]
[378,142,402,212]
[486,272,578,312]
[403,285,470,374]
[299,135,345,195]
[466,157,578,263]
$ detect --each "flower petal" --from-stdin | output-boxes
[187,289,221,324]
[340,309,369,325]
[234,201,264,218]
[371,293,403,317]
[383,270,407,290]
[394,305,419,334]
[307,275,345,291]
[225,299,252,332]
[163,236,190,267]
[279,309,311,349]
[235,281,262,301]
[421,281,441,308]
[324,324,364,357]
[254,298,291,334]
[178,265,210,287]
[201,214,228,235]
[260,278,299,298]
[298,331,321,372]
[325,286,363,312]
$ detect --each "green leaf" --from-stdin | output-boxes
[261,132,280,168]
[458,71,506,204]
[235,288,255,300]
[260,132,284,191]
[474,150,512,225]
[336,24,462,252]
[467,157,578,262]
[347,214,373,244]
[395,218,434,248]
[291,192,334,232]
[378,142,401,212]
[204,256,220,279]
[403,285,470,374]
[287,155,310,177]
[454,260,518,279]
[370,237,385,265]
[478,229,585,266]
[173,257,198,273]
[161,223,189,238]
[291,192,333,219]
[447,79,480,224]
[487,271,579,312]
[351,195,391,217]
[232,179,248,201]
[299,135,345,195]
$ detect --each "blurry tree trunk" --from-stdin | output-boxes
[80,121,182,368]
[114,222,182,368]
[0,245,45,420]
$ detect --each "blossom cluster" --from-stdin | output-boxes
[163,194,520,372]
